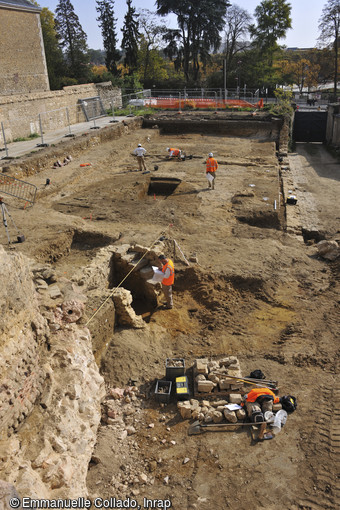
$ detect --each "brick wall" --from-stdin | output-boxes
[0,7,49,94]
[0,83,122,142]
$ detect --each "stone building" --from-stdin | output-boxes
[0,0,49,95]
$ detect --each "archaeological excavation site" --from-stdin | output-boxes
[0,111,339,510]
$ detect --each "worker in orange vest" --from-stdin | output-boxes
[158,254,175,309]
[206,152,218,189]
[245,387,280,423]
[167,147,182,160]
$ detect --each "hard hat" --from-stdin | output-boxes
[138,144,142,147]
[166,148,170,151]
[209,152,213,157]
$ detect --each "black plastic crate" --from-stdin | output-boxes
[155,380,172,403]
[165,358,185,381]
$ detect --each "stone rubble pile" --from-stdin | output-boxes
[194,356,244,394]
[98,387,159,498]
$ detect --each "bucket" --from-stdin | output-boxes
[271,409,288,435]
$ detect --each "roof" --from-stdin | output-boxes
[0,0,41,12]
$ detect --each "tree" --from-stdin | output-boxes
[55,0,90,82]
[96,0,121,75]
[222,4,252,87]
[121,0,140,73]
[250,0,292,65]
[156,0,230,84]
[318,0,340,99]
[137,9,168,84]
[281,58,320,93]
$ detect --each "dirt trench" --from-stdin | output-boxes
[1,114,339,509]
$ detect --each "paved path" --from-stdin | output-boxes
[0,115,129,160]
[288,142,340,237]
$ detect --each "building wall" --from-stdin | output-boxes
[0,82,122,142]
[0,7,50,94]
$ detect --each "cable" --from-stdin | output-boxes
[85,227,170,326]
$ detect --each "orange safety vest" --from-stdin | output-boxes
[206,157,218,173]
[246,388,280,404]
[170,148,181,157]
[161,259,175,286]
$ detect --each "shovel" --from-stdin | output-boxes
[188,420,258,436]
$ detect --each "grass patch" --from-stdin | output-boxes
[12,133,40,142]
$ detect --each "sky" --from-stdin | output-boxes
[40,0,325,51]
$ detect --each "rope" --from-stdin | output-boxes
[85,228,169,326]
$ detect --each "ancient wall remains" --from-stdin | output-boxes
[0,6,49,94]
[0,82,122,142]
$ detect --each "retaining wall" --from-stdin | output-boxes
[0,82,122,142]
[143,114,288,153]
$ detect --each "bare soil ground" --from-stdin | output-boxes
[2,115,339,510]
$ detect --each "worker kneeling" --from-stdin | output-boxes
[245,388,280,423]
[166,147,182,160]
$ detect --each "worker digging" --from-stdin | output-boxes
[166,147,182,160]
[206,152,218,189]
[133,143,147,171]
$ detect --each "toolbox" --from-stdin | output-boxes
[175,375,190,400]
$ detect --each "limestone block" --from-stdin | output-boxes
[112,288,145,329]
[202,400,211,408]
[229,393,242,404]
[191,409,201,420]
[190,399,200,409]
[48,285,62,299]
[211,400,228,407]
[317,240,340,261]
[195,359,209,375]
[203,413,213,423]
[200,406,209,415]
[223,409,237,423]
[236,408,247,420]
[208,373,219,383]
[197,380,215,393]
[177,401,192,419]
[207,361,219,371]
[219,379,232,390]
[195,374,206,382]
[212,411,223,423]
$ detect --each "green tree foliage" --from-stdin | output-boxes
[137,10,168,85]
[250,0,292,65]
[222,5,252,87]
[318,0,340,98]
[156,0,230,84]
[88,49,106,65]
[55,0,90,82]
[96,0,121,75]
[39,7,65,89]
[121,0,140,73]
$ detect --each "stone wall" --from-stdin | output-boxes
[0,246,46,439]
[0,246,105,497]
[0,7,49,94]
[0,83,122,142]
